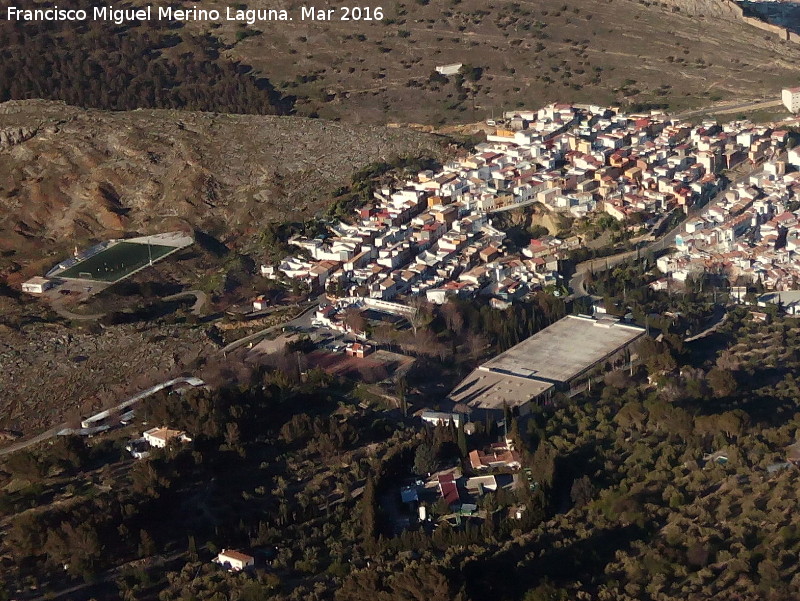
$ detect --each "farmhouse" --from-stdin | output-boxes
[143,427,191,448]
[214,549,255,572]
[469,449,522,471]
[447,315,645,416]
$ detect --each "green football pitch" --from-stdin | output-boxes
[58,242,175,282]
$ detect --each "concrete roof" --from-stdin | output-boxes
[447,315,644,411]
[448,368,554,410]
[758,290,800,306]
[24,276,50,285]
[479,315,645,384]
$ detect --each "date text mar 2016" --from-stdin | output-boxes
[301,6,384,20]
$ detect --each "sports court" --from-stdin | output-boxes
[57,241,175,282]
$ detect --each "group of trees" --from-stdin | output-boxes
[370,293,565,369]
[0,8,290,114]
[7,272,800,600]
[325,156,440,223]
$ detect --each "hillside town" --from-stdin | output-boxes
[9,0,800,596]
[263,103,797,312]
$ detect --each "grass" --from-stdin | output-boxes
[58,242,175,282]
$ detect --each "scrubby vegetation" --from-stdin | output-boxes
[0,3,290,114]
[4,291,800,600]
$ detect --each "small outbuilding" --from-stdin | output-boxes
[22,277,53,294]
[345,342,373,358]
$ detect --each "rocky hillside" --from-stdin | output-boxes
[660,0,744,18]
[0,320,213,435]
[0,1,796,126]
[163,0,800,124]
[0,101,448,262]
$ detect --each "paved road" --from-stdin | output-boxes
[79,376,205,429]
[675,98,784,120]
[685,305,729,342]
[51,299,105,321]
[220,299,322,354]
[0,425,65,457]
[162,289,208,316]
[0,377,204,457]
[52,289,208,321]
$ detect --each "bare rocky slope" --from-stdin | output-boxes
[0,100,448,262]
[0,321,213,435]
[659,0,744,18]
[0,101,449,438]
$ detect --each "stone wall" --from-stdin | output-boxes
[742,14,791,40]
[659,0,798,45]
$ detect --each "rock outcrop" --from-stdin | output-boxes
[0,127,36,148]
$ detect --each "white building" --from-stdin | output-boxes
[421,411,463,428]
[758,291,800,315]
[435,63,463,76]
[22,276,53,294]
[214,549,255,572]
[142,427,190,448]
[782,87,800,113]
[788,147,800,169]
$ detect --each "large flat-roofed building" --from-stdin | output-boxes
[448,315,646,416]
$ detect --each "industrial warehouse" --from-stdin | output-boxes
[447,314,646,416]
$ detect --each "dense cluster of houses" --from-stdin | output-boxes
[656,141,800,290]
[402,435,521,519]
[261,105,800,307]
[488,104,725,221]
[262,103,756,307]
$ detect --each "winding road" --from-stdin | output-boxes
[0,377,205,457]
[220,299,321,354]
[51,289,208,321]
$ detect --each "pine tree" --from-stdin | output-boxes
[360,475,377,543]
[457,420,467,457]
[414,443,438,475]
[187,535,198,562]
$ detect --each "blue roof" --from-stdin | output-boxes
[400,486,418,503]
